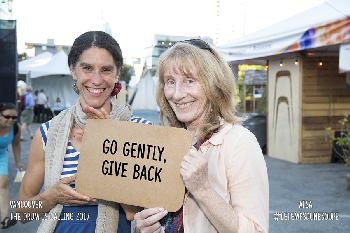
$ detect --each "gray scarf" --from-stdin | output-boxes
[37,97,132,233]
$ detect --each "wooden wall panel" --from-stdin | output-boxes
[301,56,350,163]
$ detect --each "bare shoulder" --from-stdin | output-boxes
[29,128,45,161]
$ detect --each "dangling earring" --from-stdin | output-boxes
[111,82,122,97]
[72,80,79,94]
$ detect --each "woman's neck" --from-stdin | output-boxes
[185,116,204,137]
[92,99,112,114]
[101,100,112,114]
[80,98,112,116]
[186,124,200,145]
[185,106,208,136]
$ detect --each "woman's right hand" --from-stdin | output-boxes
[134,208,168,233]
[80,97,110,119]
[43,175,96,206]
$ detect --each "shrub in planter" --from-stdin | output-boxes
[325,115,350,190]
[325,115,350,165]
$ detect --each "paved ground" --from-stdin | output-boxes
[4,124,350,232]
[267,156,350,233]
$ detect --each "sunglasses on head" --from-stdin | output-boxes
[1,114,17,120]
[179,39,215,55]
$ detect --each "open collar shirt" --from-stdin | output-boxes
[183,122,269,233]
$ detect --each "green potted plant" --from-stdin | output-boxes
[325,115,350,190]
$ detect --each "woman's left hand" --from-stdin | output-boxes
[80,97,110,119]
[180,147,210,194]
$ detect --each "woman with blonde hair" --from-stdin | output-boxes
[134,39,269,233]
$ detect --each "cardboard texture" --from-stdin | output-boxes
[76,119,192,212]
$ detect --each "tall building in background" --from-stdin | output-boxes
[25,39,71,56]
[103,22,112,36]
[144,34,194,70]
[215,0,220,44]
[0,0,13,20]
[215,0,246,45]
[0,1,17,103]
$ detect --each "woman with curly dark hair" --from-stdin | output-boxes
[18,31,150,233]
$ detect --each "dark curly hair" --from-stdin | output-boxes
[68,31,123,71]
[0,102,16,112]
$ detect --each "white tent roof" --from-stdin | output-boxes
[19,51,53,76]
[19,51,76,108]
[19,51,71,78]
[219,0,350,62]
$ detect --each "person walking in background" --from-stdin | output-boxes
[16,81,27,122]
[37,89,48,122]
[33,90,39,122]
[134,39,269,233]
[0,103,24,229]
[20,86,35,140]
[43,96,54,121]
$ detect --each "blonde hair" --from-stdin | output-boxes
[156,41,240,140]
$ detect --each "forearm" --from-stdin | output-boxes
[16,190,58,223]
[192,187,239,233]
[16,189,58,215]
[13,146,21,166]
[12,134,22,166]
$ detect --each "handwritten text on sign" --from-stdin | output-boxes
[76,120,192,212]
[101,139,165,182]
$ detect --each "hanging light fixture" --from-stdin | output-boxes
[279,59,283,67]
[294,59,299,65]
[318,60,323,67]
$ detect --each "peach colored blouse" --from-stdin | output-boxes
[183,123,269,233]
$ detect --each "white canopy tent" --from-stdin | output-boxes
[219,0,350,63]
[25,50,71,78]
[30,75,77,108]
[130,69,159,111]
[18,51,53,77]
[18,51,77,108]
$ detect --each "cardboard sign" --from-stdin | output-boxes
[76,119,192,212]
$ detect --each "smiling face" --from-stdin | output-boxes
[163,63,208,130]
[0,109,17,128]
[71,47,118,111]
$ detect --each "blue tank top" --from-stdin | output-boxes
[0,126,14,156]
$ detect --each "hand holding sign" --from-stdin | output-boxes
[180,147,210,195]
[134,208,168,233]
[44,175,95,206]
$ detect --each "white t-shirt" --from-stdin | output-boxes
[37,92,47,105]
